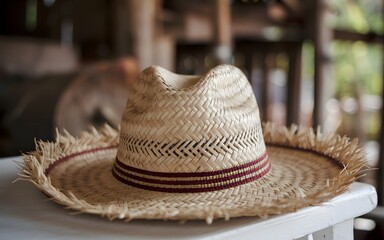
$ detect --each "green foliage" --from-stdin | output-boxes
[328,0,383,98]
[331,0,384,34]
[301,0,383,140]
[333,41,383,97]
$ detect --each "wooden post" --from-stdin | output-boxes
[379,101,384,205]
[286,42,303,126]
[312,0,333,127]
[212,0,232,64]
[111,0,131,57]
[261,52,272,122]
[129,0,156,70]
[151,0,175,70]
[378,45,384,205]
[154,35,175,71]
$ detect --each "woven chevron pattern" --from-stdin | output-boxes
[119,126,263,161]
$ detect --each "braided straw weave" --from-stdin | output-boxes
[20,65,368,223]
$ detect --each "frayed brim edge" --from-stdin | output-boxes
[17,122,369,224]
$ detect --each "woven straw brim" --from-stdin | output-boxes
[20,123,367,223]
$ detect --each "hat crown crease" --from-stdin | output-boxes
[126,65,256,113]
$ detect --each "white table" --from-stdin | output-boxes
[0,156,377,240]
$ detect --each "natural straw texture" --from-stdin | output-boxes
[19,65,368,223]
[115,65,267,193]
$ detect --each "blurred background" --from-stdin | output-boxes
[0,0,383,238]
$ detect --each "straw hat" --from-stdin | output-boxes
[20,65,367,223]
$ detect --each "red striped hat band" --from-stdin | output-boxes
[112,152,271,193]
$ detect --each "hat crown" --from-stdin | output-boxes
[114,65,269,192]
